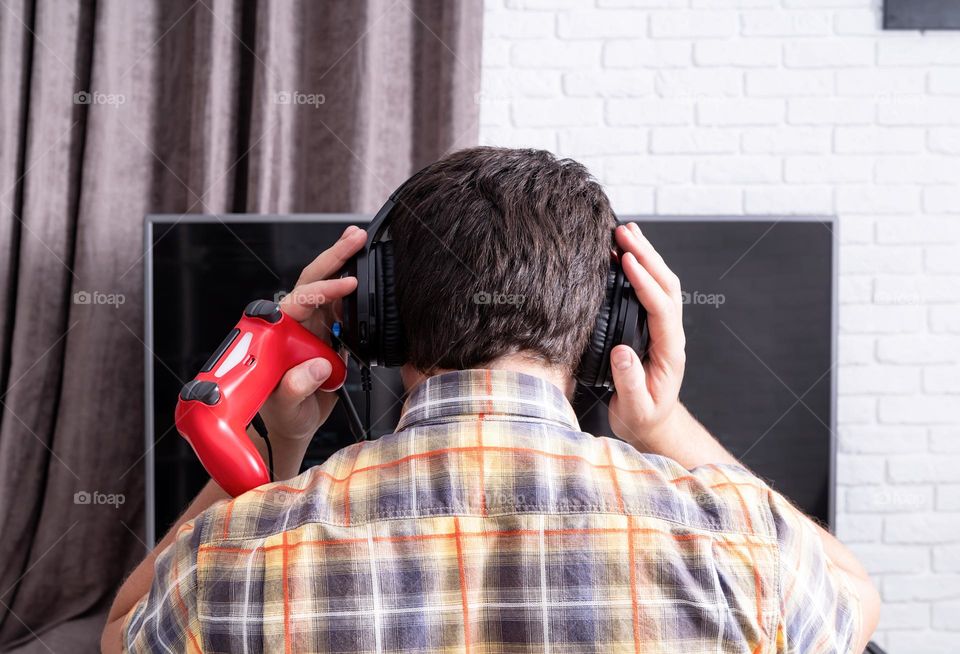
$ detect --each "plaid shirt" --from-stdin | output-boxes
[126,369,861,653]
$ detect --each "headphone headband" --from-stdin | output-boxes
[361,163,438,252]
[364,196,397,247]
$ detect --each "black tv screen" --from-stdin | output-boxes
[145,215,836,544]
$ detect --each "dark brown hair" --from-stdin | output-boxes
[390,147,615,373]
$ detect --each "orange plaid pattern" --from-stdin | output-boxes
[125,369,861,653]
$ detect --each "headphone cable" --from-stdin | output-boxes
[250,413,274,482]
[361,366,372,441]
[337,385,366,443]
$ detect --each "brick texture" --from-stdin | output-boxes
[479,1,960,649]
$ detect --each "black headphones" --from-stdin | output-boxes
[338,170,649,392]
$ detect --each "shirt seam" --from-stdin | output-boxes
[203,505,780,547]
[397,412,579,432]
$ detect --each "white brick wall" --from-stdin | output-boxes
[479,1,960,650]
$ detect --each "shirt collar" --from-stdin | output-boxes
[396,369,581,432]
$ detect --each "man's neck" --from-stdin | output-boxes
[400,353,576,399]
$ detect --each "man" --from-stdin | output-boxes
[103,148,879,653]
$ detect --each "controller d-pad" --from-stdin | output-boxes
[179,380,222,405]
[244,299,282,323]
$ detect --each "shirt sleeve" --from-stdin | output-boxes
[768,490,862,654]
[123,521,203,653]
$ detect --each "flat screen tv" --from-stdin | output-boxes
[144,215,836,545]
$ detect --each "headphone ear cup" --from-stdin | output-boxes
[576,266,619,388]
[375,240,406,367]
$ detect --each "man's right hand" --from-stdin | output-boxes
[607,222,689,453]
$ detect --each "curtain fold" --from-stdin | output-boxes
[0,0,483,649]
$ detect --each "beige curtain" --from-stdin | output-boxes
[0,0,483,649]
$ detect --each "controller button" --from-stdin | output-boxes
[200,328,241,373]
[179,380,221,405]
[244,299,282,323]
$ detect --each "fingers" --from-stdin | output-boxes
[607,223,687,449]
[616,223,682,302]
[615,224,686,373]
[621,251,684,357]
[607,344,655,447]
[610,344,650,406]
[296,226,368,286]
[621,251,673,324]
[280,277,358,322]
[269,358,333,413]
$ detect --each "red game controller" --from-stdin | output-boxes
[175,299,347,496]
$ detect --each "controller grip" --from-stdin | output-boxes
[175,402,270,496]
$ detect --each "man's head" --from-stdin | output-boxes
[390,147,616,379]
